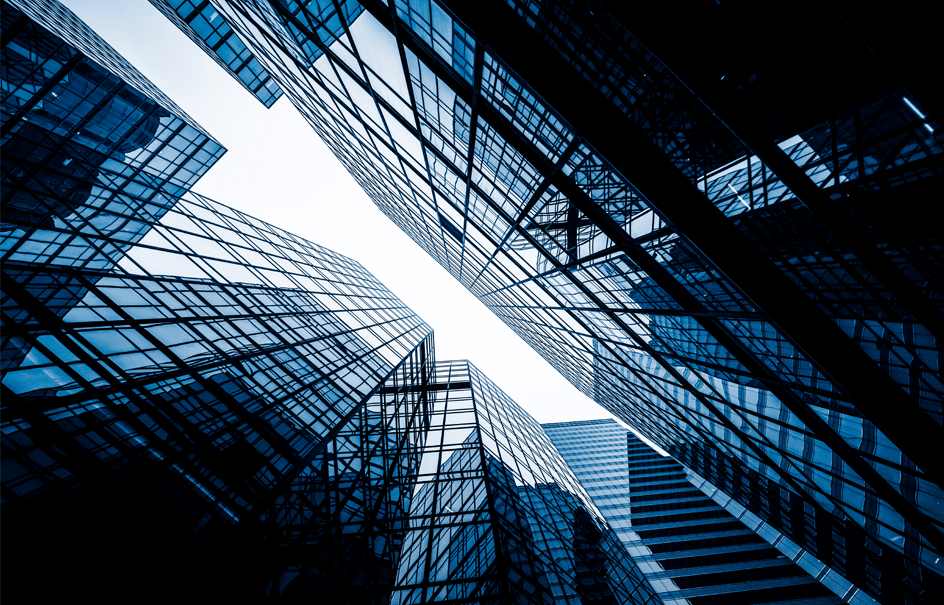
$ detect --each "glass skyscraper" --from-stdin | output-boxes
[393,360,660,605]
[544,419,875,605]
[2,3,669,603]
[147,0,284,106]
[159,1,944,602]
[2,1,432,599]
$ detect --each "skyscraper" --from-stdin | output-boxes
[161,1,944,602]
[1,0,225,336]
[148,0,284,106]
[545,419,872,605]
[393,360,660,605]
[3,4,666,603]
[2,1,433,599]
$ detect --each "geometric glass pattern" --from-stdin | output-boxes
[174,1,944,602]
[2,3,432,601]
[393,360,662,605]
[545,419,860,605]
[148,0,284,107]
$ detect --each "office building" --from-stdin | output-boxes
[393,360,660,604]
[165,1,944,602]
[545,419,874,605]
[148,0,284,106]
[2,181,434,599]
[1,1,433,600]
[2,4,660,603]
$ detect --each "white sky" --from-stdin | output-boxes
[61,0,616,424]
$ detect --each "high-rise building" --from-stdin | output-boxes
[545,419,874,605]
[1,0,226,332]
[147,0,284,106]
[393,360,660,605]
[1,1,434,600]
[3,4,664,603]
[162,1,944,602]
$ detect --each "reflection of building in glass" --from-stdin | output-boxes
[392,360,660,604]
[545,419,873,605]
[170,2,944,602]
[1,0,226,370]
[2,3,435,600]
[1,185,435,599]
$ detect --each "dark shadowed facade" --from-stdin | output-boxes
[544,419,869,605]
[392,360,660,605]
[2,1,433,600]
[157,1,944,602]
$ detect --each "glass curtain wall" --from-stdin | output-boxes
[2,4,435,598]
[392,360,661,605]
[176,2,944,601]
[545,419,864,605]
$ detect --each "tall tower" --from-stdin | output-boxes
[545,419,872,605]
[155,1,944,601]
[1,2,433,600]
[393,360,660,604]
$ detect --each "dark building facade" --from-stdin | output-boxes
[545,419,868,605]
[1,4,666,603]
[1,1,435,600]
[392,360,660,605]
[163,1,944,602]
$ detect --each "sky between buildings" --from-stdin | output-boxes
[60,0,618,425]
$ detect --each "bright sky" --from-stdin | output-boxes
[61,0,616,424]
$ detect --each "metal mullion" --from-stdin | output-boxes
[22,311,415,413]
[488,300,761,321]
[1,347,249,523]
[458,142,850,456]
[465,52,944,555]
[740,207,907,329]
[464,361,513,603]
[242,334,434,526]
[1,53,83,137]
[9,85,190,246]
[367,0,476,274]
[470,156,593,292]
[0,307,103,395]
[490,265,872,553]
[0,122,149,252]
[1,13,31,49]
[137,110,217,191]
[1,269,139,388]
[456,43,484,283]
[0,385,145,501]
[265,319,427,412]
[695,84,944,438]
[180,0,212,23]
[326,0,435,250]
[63,275,309,492]
[260,0,446,273]
[367,347,433,532]
[450,2,944,502]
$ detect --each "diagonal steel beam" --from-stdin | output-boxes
[438,0,944,494]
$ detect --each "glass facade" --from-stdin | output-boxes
[148,0,284,107]
[2,0,226,369]
[392,360,661,604]
[545,419,873,605]
[2,183,436,598]
[2,2,436,599]
[171,1,944,602]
